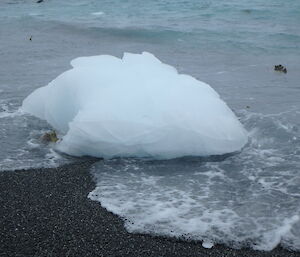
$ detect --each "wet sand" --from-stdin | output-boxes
[0,160,299,257]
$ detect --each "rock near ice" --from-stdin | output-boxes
[22,52,247,159]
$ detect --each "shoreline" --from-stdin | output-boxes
[0,160,298,257]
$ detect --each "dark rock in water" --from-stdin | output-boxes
[274,64,287,73]
[36,0,43,3]
[242,9,252,14]
[41,130,59,143]
[274,64,283,71]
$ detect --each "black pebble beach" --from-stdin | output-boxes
[0,160,299,257]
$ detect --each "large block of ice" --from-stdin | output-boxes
[22,52,247,159]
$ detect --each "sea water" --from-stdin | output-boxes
[0,0,299,250]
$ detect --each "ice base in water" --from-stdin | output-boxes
[22,52,247,159]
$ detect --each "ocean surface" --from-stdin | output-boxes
[0,0,299,251]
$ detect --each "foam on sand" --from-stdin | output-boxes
[22,52,247,159]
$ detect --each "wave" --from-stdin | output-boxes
[89,109,300,251]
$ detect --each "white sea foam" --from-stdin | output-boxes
[89,110,300,251]
[27,138,40,149]
[0,109,23,119]
[91,11,105,16]
[22,52,247,159]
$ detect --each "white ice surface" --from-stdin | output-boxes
[22,52,247,159]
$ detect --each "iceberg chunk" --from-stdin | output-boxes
[22,52,247,159]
